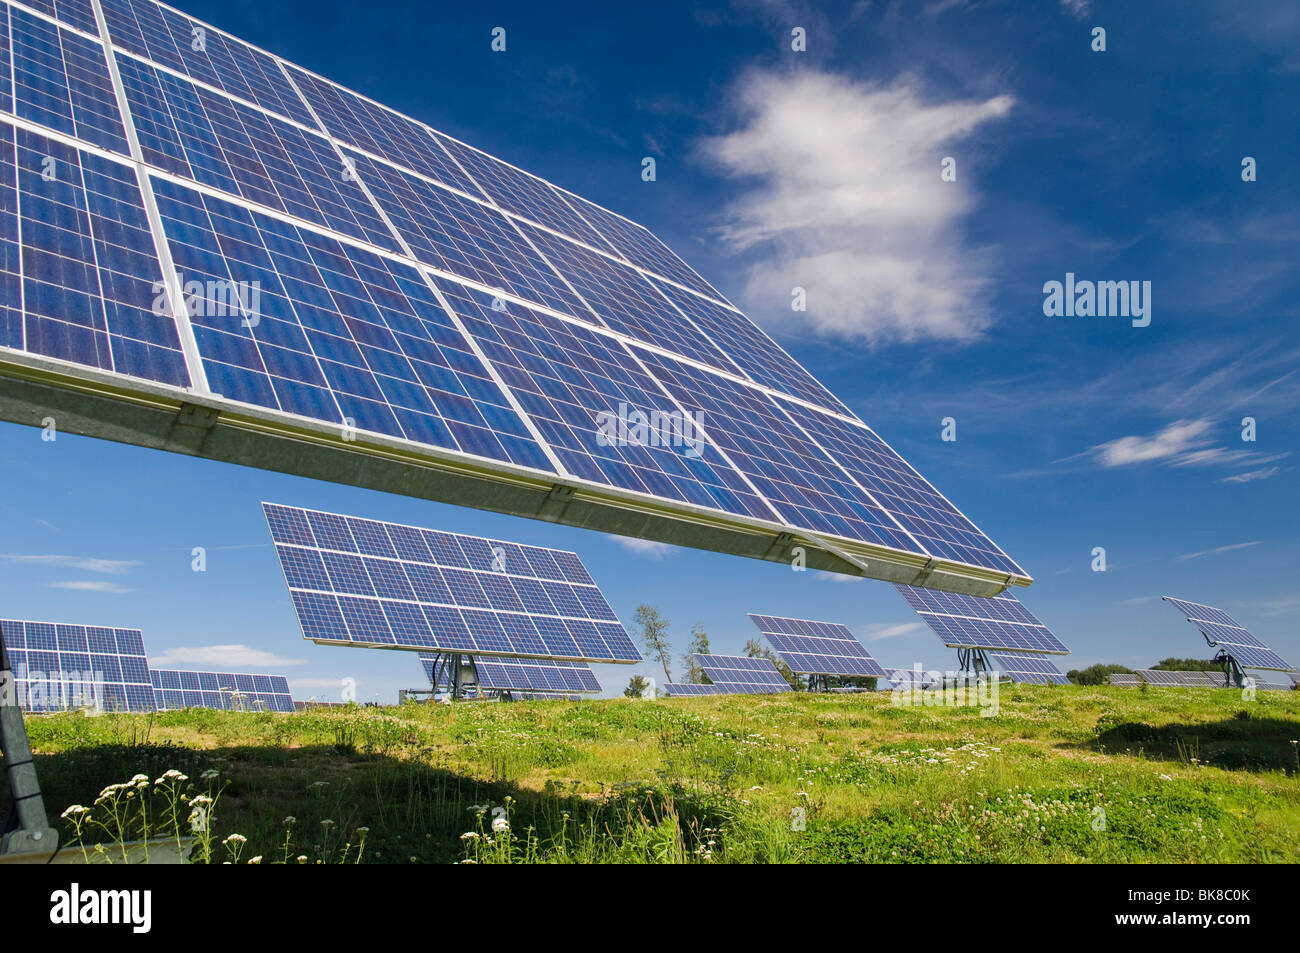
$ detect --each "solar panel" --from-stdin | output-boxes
[882,668,941,690]
[662,682,726,697]
[894,585,1069,655]
[1242,673,1294,692]
[419,653,599,694]
[986,652,1070,685]
[0,0,1029,598]
[1109,674,1140,686]
[1135,669,1186,686]
[265,502,640,663]
[692,654,791,694]
[0,618,154,711]
[747,613,886,677]
[149,669,294,712]
[1161,597,1296,672]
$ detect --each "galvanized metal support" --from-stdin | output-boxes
[0,638,59,862]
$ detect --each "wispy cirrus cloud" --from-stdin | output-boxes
[149,645,308,669]
[1,554,137,574]
[1077,418,1290,471]
[608,536,677,560]
[864,621,926,641]
[46,580,133,594]
[1220,467,1282,484]
[700,68,1014,345]
[1175,541,1262,562]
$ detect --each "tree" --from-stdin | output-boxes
[1151,657,1221,672]
[634,604,673,683]
[1067,663,1134,685]
[624,674,651,698]
[744,639,806,691]
[681,623,712,684]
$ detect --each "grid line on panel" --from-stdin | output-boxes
[12,0,101,37]
[265,502,640,663]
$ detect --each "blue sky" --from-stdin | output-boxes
[2,0,1297,700]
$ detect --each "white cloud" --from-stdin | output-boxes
[609,536,676,560]
[1221,467,1281,484]
[1175,541,1262,562]
[149,644,308,669]
[46,580,133,594]
[864,621,926,641]
[701,69,1014,344]
[2,554,137,574]
[1085,419,1290,471]
[1059,0,1092,19]
[814,570,866,584]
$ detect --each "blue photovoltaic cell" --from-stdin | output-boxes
[518,222,744,368]
[99,0,315,125]
[344,149,590,318]
[986,652,1070,685]
[435,277,772,520]
[663,682,726,697]
[150,668,294,711]
[8,6,129,154]
[780,400,1026,576]
[636,348,921,551]
[4,126,190,383]
[433,133,617,252]
[283,65,483,197]
[1161,596,1295,672]
[0,618,154,712]
[747,614,886,678]
[693,654,790,694]
[266,502,640,663]
[421,653,599,694]
[559,191,723,301]
[0,11,10,115]
[115,58,398,249]
[151,179,552,469]
[648,277,851,416]
[18,0,100,37]
[895,585,1070,655]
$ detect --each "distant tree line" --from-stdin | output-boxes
[1067,658,1221,684]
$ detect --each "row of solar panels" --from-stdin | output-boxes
[1110,671,1295,691]
[0,0,1030,594]
[0,618,295,712]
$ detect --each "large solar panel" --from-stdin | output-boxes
[1162,597,1295,673]
[0,618,154,711]
[986,652,1070,685]
[747,613,886,677]
[894,585,1069,655]
[150,668,294,712]
[419,653,599,694]
[0,0,1028,598]
[692,654,791,694]
[265,502,639,663]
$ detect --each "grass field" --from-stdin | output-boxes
[11,684,1300,864]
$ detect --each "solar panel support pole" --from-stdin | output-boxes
[450,654,463,701]
[0,639,59,861]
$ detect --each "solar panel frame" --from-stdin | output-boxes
[0,618,155,711]
[895,585,1069,655]
[266,502,639,663]
[692,654,791,694]
[0,0,1033,599]
[747,613,887,677]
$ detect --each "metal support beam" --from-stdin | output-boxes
[0,639,59,862]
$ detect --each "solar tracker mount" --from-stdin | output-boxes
[0,0,1030,599]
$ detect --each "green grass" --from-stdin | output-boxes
[7,684,1299,863]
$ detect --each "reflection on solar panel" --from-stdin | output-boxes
[150,669,294,711]
[1162,597,1296,672]
[693,654,790,694]
[894,585,1069,655]
[0,618,154,712]
[265,502,639,662]
[662,683,726,697]
[1109,674,1140,686]
[419,653,599,694]
[0,0,1029,597]
[747,614,886,677]
[986,652,1070,685]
